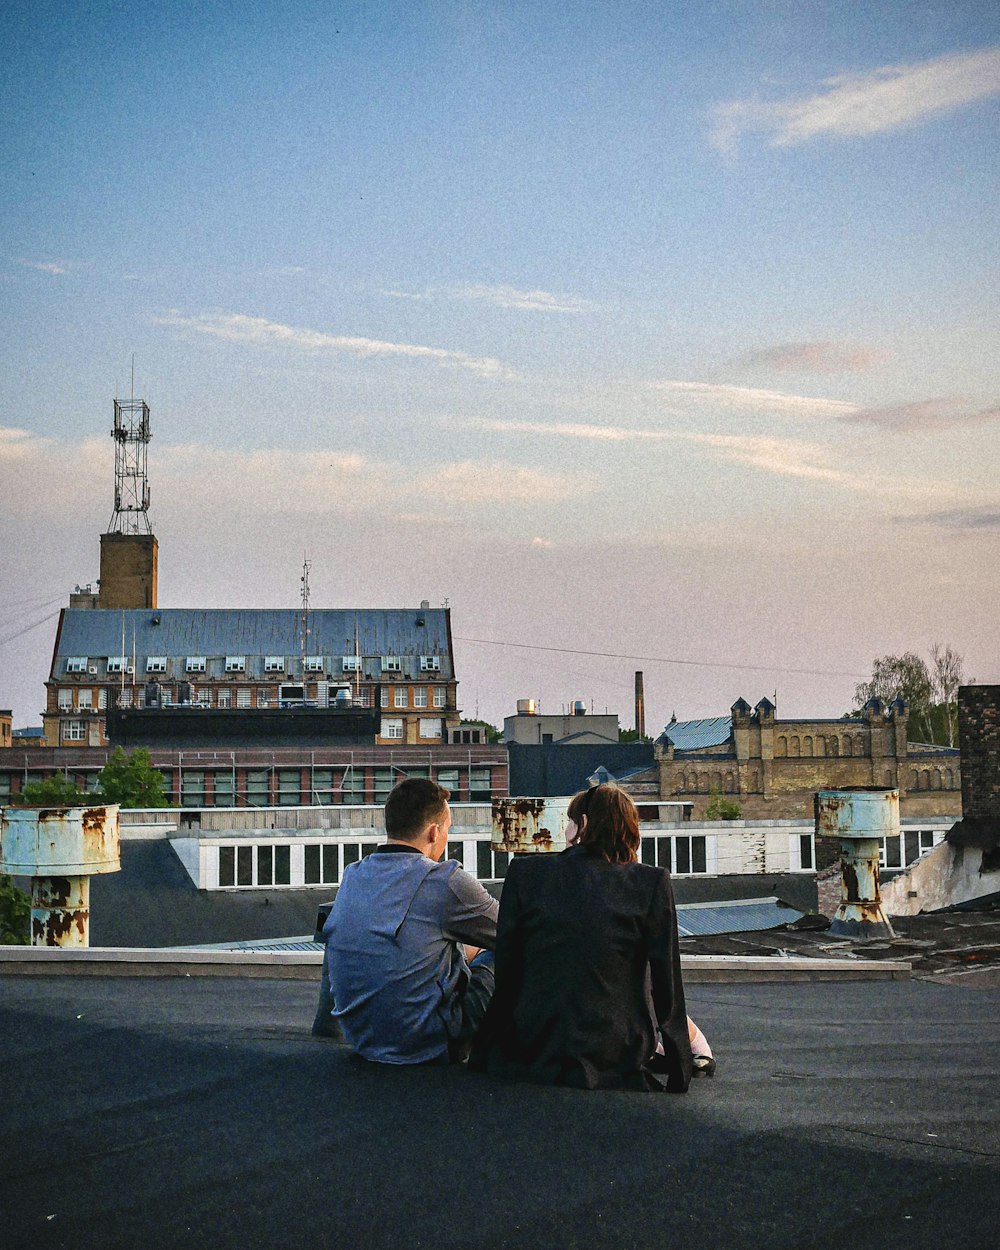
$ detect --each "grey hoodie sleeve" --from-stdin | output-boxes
[442,865,499,950]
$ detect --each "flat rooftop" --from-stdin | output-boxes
[3,970,998,1249]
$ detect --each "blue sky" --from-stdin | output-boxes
[1,0,998,730]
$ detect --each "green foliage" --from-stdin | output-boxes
[13,774,93,806]
[0,875,30,945]
[854,646,970,746]
[618,729,651,743]
[705,787,741,820]
[97,747,170,808]
[459,719,504,743]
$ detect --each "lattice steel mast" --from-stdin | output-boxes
[107,371,152,534]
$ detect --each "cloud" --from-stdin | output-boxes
[461,417,674,442]
[903,507,1000,530]
[17,258,72,275]
[742,341,887,373]
[841,397,1000,431]
[712,46,1000,153]
[652,380,855,420]
[0,427,50,459]
[530,536,554,549]
[155,311,509,378]
[385,283,596,313]
[686,433,854,487]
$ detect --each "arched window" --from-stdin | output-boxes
[945,769,954,789]
[828,737,839,757]
[699,773,709,792]
[790,736,800,757]
[855,736,866,757]
[933,768,942,790]
[776,736,787,757]
[909,769,918,789]
[921,770,931,790]
[803,735,813,756]
[842,736,853,757]
[815,736,825,757]
[725,771,736,794]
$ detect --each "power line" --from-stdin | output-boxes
[0,608,62,649]
[453,635,865,680]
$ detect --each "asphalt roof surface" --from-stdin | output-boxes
[3,973,998,1250]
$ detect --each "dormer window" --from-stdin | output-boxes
[264,656,285,672]
[342,656,360,672]
[106,657,126,674]
[225,656,246,672]
[66,657,88,674]
[146,656,167,674]
[186,656,207,673]
[419,655,441,672]
[381,656,402,673]
[304,656,325,672]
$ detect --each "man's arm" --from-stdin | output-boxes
[442,865,499,950]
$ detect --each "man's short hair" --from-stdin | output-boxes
[384,777,451,840]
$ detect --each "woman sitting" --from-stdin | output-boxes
[471,784,713,1091]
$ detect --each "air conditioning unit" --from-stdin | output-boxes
[126,665,134,674]
[88,666,98,674]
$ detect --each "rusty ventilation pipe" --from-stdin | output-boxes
[634,671,645,739]
[0,805,120,946]
[815,789,896,940]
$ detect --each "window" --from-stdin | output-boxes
[798,834,814,871]
[342,769,366,803]
[146,657,167,674]
[437,768,460,796]
[420,656,441,672]
[880,829,944,869]
[374,769,395,803]
[476,843,510,881]
[117,688,132,708]
[394,687,408,709]
[181,772,206,806]
[257,688,272,708]
[433,687,446,709]
[257,844,291,886]
[107,656,126,674]
[381,718,404,740]
[217,689,231,708]
[62,721,85,742]
[380,688,389,708]
[66,657,88,673]
[186,657,206,673]
[0,774,12,801]
[264,656,285,672]
[469,767,491,801]
[381,656,401,673]
[225,656,246,672]
[414,687,428,708]
[304,656,325,672]
[447,841,466,868]
[77,688,92,709]
[236,688,251,708]
[641,835,709,875]
[97,689,108,710]
[305,844,340,885]
[159,687,174,707]
[342,656,360,672]
[419,718,443,740]
[57,689,73,710]
[212,772,235,806]
[312,768,335,805]
[245,769,270,806]
[277,768,301,805]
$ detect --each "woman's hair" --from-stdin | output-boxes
[566,784,640,865]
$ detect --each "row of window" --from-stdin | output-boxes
[57,684,449,711]
[65,654,444,676]
[774,734,867,758]
[880,829,945,869]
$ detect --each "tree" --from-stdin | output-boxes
[618,728,651,743]
[97,747,170,808]
[930,643,969,748]
[854,652,935,741]
[705,787,741,820]
[0,875,30,945]
[12,773,94,806]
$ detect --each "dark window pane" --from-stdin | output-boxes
[447,841,464,866]
[493,850,509,880]
[656,838,671,870]
[885,837,902,868]
[691,837,707,874]
[641,838,656,866]
[361,841,378,859]
[237,845,253,886]
[258,845,273,884]
[323,844,338,882]
[304,845,321,884]
[477,842,492,879]
[219,846,235,887]
[799,834,813,871]
[904,831,919,864]
[676,839,691,875]
[343,844,359,868]
[275,844,291,885]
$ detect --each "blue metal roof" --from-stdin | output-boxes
[658,716,732,750]
[53,607,454,681]
[676,896,804,937]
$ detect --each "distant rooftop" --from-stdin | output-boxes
[658,717,733,750]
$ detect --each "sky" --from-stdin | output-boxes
[1,0,998,733]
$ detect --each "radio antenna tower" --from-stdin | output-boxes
[299,556,312,669]
[107,359,152,534]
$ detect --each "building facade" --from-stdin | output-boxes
[42,605,461,748]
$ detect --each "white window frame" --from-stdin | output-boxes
[66,657,88,674]
[419,717,443,740]
[420,655,441,672]
[106,656,126,674]
[62,720,86,742]
[381,717,404,740]
[186,656,207,673]
[342,656,360,672]
[236,688,252,708]
[381,656,402,673]
[433,687,446,709]
[264,656,285,673]
[394,687,408,709]
[146,656,167,674]
[77,688,92,709]
[57,688,73,710]
[304,656,325,672]
[217,689,231,708]
[380,688,389,708]
[225,656,246,672]
[414,687,428,709]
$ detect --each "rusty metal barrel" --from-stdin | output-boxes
[816,789,896,939]
[0,805,120,946]
[492,797,570,854]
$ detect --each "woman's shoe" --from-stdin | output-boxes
[692,1054,716,1077]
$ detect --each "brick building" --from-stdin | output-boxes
[632,697,961,820]
[42,605,461,748]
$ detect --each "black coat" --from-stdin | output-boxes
[471,845,693,1092]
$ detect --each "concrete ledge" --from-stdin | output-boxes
[0,946,910,981]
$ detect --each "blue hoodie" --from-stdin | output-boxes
[323,845,498,1064]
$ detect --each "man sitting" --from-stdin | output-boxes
[321,778,498,1064]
